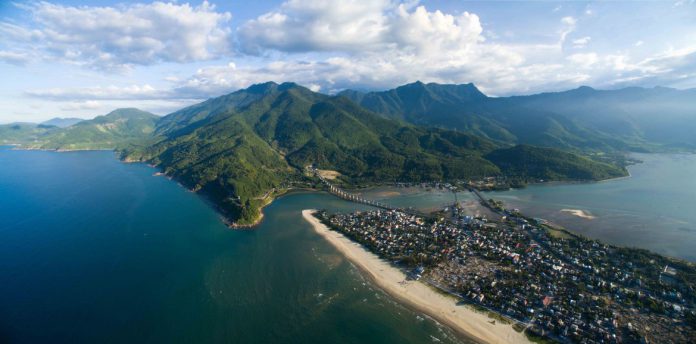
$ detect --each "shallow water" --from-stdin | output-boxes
[349,154,696,261]
[480,153,696,261]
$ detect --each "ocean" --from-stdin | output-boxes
[0,147,467,343]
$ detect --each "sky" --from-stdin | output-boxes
[1,0,695,123]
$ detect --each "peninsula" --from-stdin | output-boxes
[303,209,530,344]
[310,192,696,343]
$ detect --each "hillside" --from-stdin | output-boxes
[122,82,626,226]
[485,145,627,181]
[26,108,159,150]
[41,117,83,128]
[0,123,58,145]
[341,82,696,152]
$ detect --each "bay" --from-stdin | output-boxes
[0,147,468,343]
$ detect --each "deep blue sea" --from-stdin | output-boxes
[0,147,467,343]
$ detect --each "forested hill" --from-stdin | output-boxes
[485,145,626,181]
[121,82,626,226]
[22,108,159,150]
[340,82,696,152]
[0,123,57,145]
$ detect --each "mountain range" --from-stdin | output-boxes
[6,81,694,225]
[340,81,696,152]
[3,108,159,150]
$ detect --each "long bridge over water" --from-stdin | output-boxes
[312,169,457,217]
[314,171,394,209]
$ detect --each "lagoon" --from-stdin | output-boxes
[481,153,696,261]
[352,154,696,262]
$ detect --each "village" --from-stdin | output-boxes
[317,201,696,343]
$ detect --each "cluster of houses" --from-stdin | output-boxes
[320,207,695,343]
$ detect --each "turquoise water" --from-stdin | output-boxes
[0,148,468,343]
[482,154,696,261]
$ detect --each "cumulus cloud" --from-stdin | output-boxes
[17,0,696,108]
[233,0,533,94]
[238,0,391,54]
[1,1,232,70]
[237,0,483,56]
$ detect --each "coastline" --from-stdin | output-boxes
[302,209,530,344]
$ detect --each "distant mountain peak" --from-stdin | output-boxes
[397,80,427,90]
[41,117,83,128]
[278,81,299,91]
[242,81,303,95]
[103,108,157,120]
[573,85,596,93]
[246,81,279,94]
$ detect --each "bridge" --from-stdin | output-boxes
[313,170,394,210]
[311,168,457,217]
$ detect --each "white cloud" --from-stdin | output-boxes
[0,50,30,65]
[237,0,483,56]
[2,1,232,70]
[25,84,168,101]
[238,0,391,54]
[59,100,102,111]
[674,0,696,7]
[559,16,576,44]
[572,36,591,48]
[561,16,576,26]
[567,53,598,68]
[17,0,696,110]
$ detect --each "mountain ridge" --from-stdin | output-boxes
[10,108,160,150]
[1,81,640,226]
[340,82,696,152]
[120,82,626,226]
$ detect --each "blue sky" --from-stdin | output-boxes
[1,0,695,123]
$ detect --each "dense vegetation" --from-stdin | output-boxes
[23,108,158,150]
[2,82,636,226]
[485,144,628,181]
[0,123,58,145]
[341,82,696,152]
[121,82,626,225]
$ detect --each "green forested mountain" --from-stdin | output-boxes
[2,82,638,225]
[26,108,159,150]
[0,123,59,145]
[340,82,696,152]
[121,82,625,225]
[485,145,627,181]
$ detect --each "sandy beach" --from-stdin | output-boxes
[302,209,530,344]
